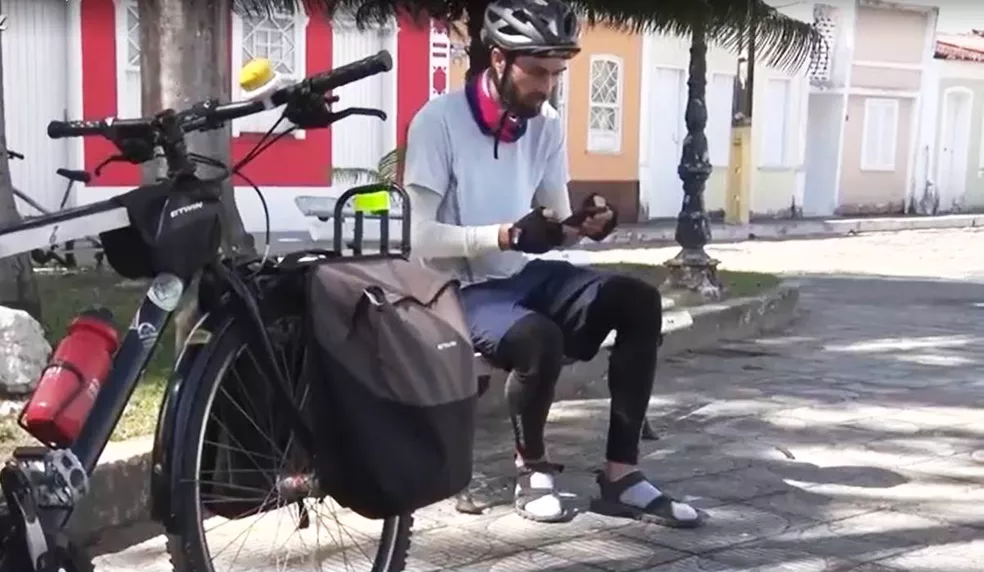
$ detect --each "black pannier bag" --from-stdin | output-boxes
[302,258,478,519]
[99,177,222,281]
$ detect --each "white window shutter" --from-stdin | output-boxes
[861,98,898,171]
[760,78,790,167]
[707,73,734,166]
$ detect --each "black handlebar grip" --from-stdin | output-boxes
[308,50,393,94]
[47,119,109,139]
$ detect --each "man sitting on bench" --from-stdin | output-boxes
[402,0,701,528]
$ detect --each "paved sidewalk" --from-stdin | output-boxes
[95,271,984,570]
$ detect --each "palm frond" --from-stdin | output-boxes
[234,0,822,73]
[331,167,384,185]
[573,0,823,73]
[376,147,404,183]
[332,147,405,186]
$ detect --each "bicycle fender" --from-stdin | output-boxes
[149,310,236,532]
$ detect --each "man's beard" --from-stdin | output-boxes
[502,82,544,119]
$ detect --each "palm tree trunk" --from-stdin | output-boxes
[0,37,41,321]
[138,0,252,348]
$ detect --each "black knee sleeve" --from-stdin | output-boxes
[587,275,662,341]
[496,313,565,376]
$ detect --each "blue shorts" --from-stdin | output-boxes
[460,259,612,363]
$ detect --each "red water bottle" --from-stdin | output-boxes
[20,307,120,447]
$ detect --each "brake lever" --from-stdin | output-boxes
[93,154,126,177]
[330,107,387,122]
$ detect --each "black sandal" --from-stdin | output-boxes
[514,461,571,523]
[589,470,703,528]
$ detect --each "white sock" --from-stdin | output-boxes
[617,478,699,522]
[516,458,563,519]
[515,471,562,518]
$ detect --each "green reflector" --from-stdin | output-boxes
[353,191,390,213]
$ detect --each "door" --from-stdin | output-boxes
[936,88,973,211]
[2,0,70,213]
[644,67,686,218]
[330,21,397,186]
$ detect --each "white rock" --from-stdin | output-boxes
[0,306,51,395]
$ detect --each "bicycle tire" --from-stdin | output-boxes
[165,312,413,572]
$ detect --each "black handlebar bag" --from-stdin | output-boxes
[301,258,478,519]
[99,177,223,281]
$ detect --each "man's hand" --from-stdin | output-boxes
[563,194,618,241]
[578,208,614,238]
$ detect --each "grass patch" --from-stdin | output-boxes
[0,270,173,453]
[588,263,780,304]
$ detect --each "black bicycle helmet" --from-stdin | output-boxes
[481,0,581,58]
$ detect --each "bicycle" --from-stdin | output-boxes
[0,50,415,572]
[5,150,105,269]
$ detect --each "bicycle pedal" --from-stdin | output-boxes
[12,447,88,509]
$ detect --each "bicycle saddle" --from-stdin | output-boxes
[56,168,92,184]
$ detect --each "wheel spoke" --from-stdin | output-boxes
[170,314,411,572]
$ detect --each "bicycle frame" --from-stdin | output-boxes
[0,182,410,540]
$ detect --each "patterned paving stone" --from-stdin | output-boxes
[615,504,803,554]
[539,532,687,571]
[94,232,984,571]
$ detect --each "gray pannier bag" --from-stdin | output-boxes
[301,257,478,519]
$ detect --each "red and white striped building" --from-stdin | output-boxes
[3,0,452,232]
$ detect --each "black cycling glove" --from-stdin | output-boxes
[508,207,564,254]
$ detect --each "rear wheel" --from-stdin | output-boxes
[166,313,413,572]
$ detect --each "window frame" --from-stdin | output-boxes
[113,0,142,119]
[586,54,624,154]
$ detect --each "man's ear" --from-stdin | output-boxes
[490,47,506,73]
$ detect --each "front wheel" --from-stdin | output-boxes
[165,313,413,572]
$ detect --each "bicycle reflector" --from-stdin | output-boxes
[354,191,390,213]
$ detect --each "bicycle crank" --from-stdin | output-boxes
[0,448,91,572]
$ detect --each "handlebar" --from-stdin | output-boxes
[45,50,394,176]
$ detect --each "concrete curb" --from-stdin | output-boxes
[72,283,800,544]
[69,438,154,546]
[475,283,800,415]
[599,213,984,247]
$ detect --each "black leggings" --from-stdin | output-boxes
[492,275,662,464]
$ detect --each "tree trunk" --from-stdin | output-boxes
[0,35,41,321]
[138,0,253,348]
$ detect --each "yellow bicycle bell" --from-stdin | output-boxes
[238,57,287,101]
